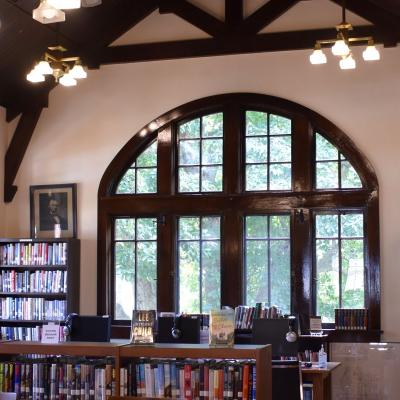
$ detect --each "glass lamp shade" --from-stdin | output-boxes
[310,48,327,65]
[339,54,356,70]
[332,39,350,57]
[363,45,380,61]
[48,0,81,9]
[70,63,87,79]
[35,60,53,75]
[33,0,65,24]
[27,70,45,83]
[59,73,77,86]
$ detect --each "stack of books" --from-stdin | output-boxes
[334,308,368,330]
[235,304,281,330]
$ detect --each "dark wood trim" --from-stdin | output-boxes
[97,93,380,337]
[4,107,43,203]
[159,0,226,37]
[329,0,400,45]
[240,0,301,35]
[95,25,397,66]
[225,0,243,30]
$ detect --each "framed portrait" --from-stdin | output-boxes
[30,183,77,238]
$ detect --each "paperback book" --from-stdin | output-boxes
[209,308,235,347]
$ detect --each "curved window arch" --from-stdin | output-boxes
[98,93,380,333]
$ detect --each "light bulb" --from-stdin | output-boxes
[310,47,327,65]
[27,70,45,83]
[32,0,65,24]
[363,44,380,61]
[59,73,77,86]
[48,0,81,9]
[35,60,53,75]
[332,39,350,57]
[339,54,356,70]
[70,63,87,79]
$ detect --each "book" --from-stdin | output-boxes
[130,310,156,344]
[209,309,235,347]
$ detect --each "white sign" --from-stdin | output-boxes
[41,323,60,343]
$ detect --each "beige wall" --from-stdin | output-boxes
[2,47,400,339]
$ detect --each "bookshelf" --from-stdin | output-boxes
[0,238,80,340]
[0,342,272,400]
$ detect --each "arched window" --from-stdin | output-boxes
[98,93,379,335]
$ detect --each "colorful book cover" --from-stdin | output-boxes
[209,309,235,347]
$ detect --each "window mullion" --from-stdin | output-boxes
[157,125,173,195]
[292,115,313,192]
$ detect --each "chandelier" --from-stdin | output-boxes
[309,1,380,69]
[26,46,88,87]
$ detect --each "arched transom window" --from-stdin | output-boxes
[98,93,380,334]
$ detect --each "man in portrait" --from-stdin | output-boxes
[39,192,68,231]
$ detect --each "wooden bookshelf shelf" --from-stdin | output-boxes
[0,292,66,298]
[0,265,68,270]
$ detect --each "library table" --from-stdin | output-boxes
[301,362,341,400]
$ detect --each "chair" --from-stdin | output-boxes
[272,360,303,400]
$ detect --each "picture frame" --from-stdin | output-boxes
[30,183,77,239]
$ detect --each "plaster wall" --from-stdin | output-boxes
[3,47,400,340]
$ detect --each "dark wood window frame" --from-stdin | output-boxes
[97,93,380,339]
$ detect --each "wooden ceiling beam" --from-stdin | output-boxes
[96,25,394,65]
[239,0,302,35]
[159,0,226,37]
[225,0,243,30]
[4,107,43,203]
[329,0,400,45]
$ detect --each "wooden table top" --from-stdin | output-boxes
[302,362,341,374]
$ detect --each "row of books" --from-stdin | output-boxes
[120,358,257,400]
[0,357,116,400]
[335,308,368,330]
[0,270,67,294]
[0,242,68,266]
[234,304,282,330]
[0,325,65,342]
[0,298,66,321]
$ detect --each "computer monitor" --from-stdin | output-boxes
[252,318,298,359]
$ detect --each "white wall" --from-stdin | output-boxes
[3,47,400,339]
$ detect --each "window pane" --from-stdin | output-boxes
[137,218,157,240]
[116,169,135,194]
[202,113,223,138]
[179,118,200,139]
[316,239,339,323]
[245,215,291,312]
[246,165,268,191]
[270,163,291,190]
[270,114,291,136]
[246,216,268,239]
[137,168,157,193]
[201,241,221,312]
[179,242,200,313]
[202,139,223,164]
[316,162,339,189]
[201,166,222,192]
[270,240,290,315]
[316,214,338,238]
[341,161,362,188]
[179,217,200,240]
[202,217,220,240]
[270,215,290,238]
[136,141,157,167]
[270,136,291,162]
[342,239,364,309]
[246,240,268,305]
[246,137,268,163]
[341,214,363,238]
[179,140,200,165]
[179,167,200,192]
[316,133,339,161]
[136,242,157,309]
[246,111,268,136]
[115,218,135,240]
[115,241,135,320]
[178,216,221,313]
